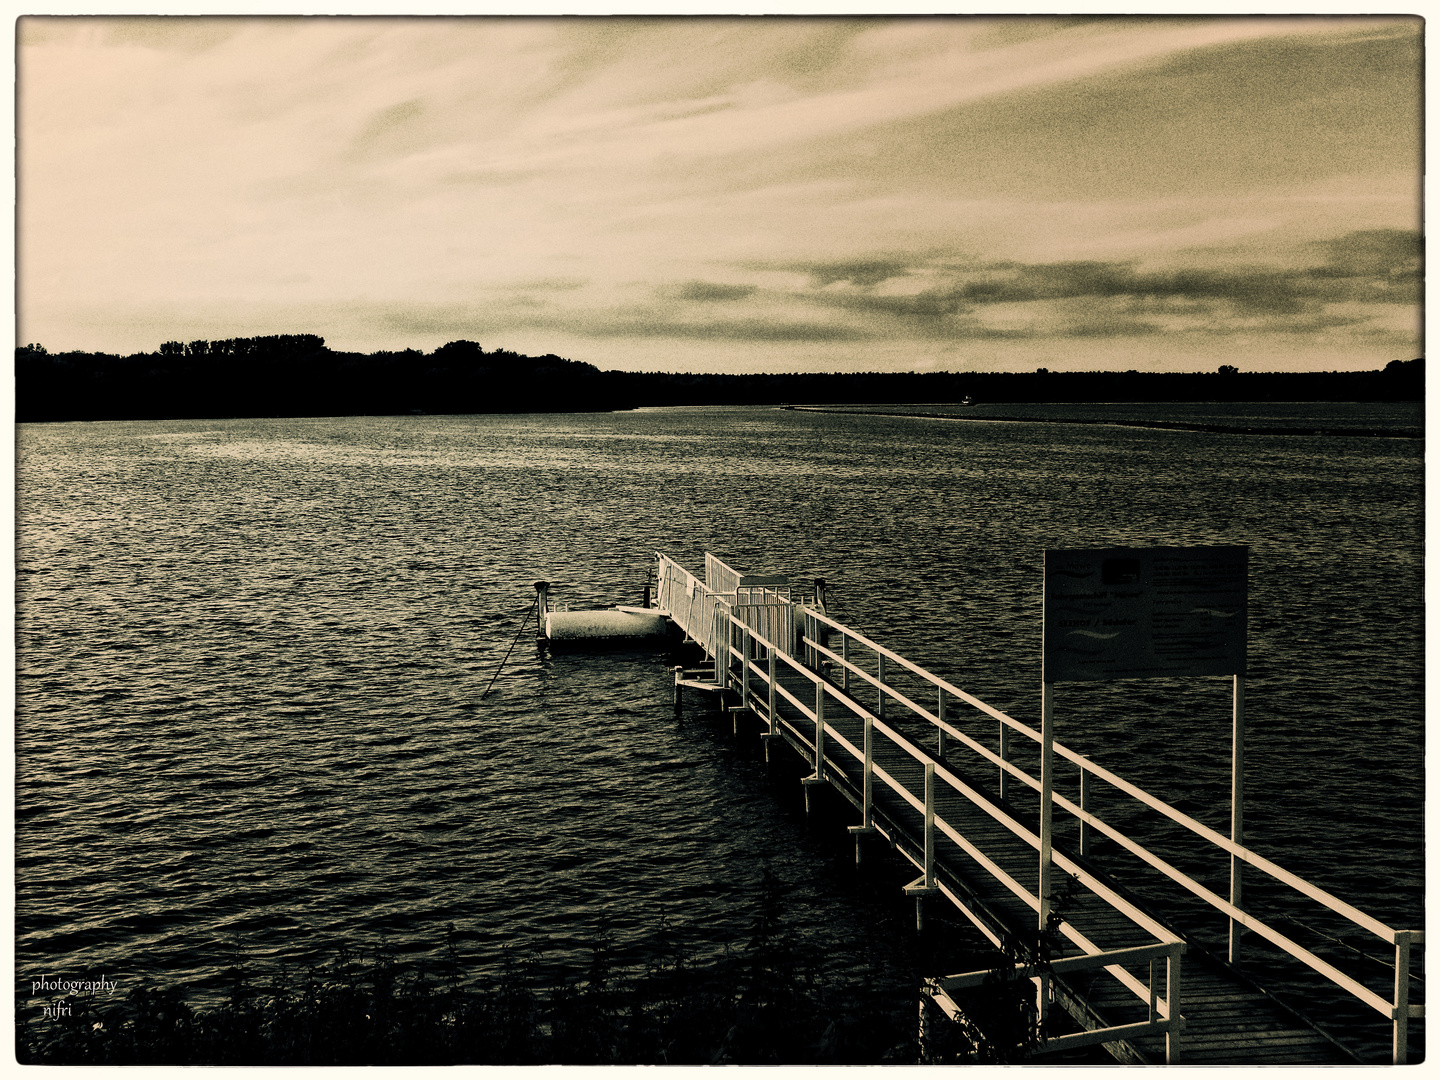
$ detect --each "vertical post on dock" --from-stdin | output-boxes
[999,721,1010,801]
[1229,674,1245,966]
[1079,767,1091,856]
[767,649,777,739]
[936,689,948,761]
[1393,930,1413,1064]
[713,606,724,688]
[1165,945,1183,1065]
[534,580,550,641]
[876,654,887,721]
[922,762,935,890]
[1038,681,1055,931]
[848,714,875,864]
[814,681,826,780]
[841,634,850,692]
[904,763,937,931]
[802,680,827,813]
[742,626,752,712]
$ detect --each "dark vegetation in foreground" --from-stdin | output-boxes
[17,871,1082,1066]
[14,337,1424,422]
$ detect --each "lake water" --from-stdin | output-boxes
[16,403,1424,1058]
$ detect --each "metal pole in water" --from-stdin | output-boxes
[1229,674,1246,966]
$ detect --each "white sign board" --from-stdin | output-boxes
[1044,545,1247,682]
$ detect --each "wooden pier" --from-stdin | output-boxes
[653,552,1424,1065]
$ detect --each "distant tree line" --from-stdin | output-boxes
[15,337,623,422]
[13,338,1424,422]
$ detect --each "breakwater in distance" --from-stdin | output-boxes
[16,402,1422,1060]
[789,400,1424,439]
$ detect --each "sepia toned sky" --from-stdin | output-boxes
[16,15,1423,372]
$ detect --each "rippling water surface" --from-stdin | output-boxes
[17,405,1423,1055]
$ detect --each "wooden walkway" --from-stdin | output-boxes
[653,552,1422,1065]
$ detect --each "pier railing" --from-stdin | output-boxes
[655,550,1420,1061]
[793,604,1423,1064]
[710,606,1188,1061]
[659,552,796,662]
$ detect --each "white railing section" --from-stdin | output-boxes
[794,603,1423,1065]
[656,553,730,661]
[660,552,796,661]
[709,605,1188,1062]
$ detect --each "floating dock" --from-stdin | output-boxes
[648,551,1423,1065]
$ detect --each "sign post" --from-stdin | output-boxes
[1041,546,1248,938]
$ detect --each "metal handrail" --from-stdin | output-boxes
[788,597,1419,1056]
[804,605,1417,947]
[722,609,1185,1028]
[672,553,1419,1062]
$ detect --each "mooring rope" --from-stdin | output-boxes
[479,593,540,701]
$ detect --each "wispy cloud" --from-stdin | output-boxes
[17,16,1421,372]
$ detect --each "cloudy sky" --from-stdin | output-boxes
[17,15,1422,373]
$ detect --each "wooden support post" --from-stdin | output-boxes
[877,654,887,721]
[1079,767,1091,856]
[847,714,876,865]
[1038,681,1055,931]
[937,688,948,761]
[1229,674,1245,966]
[1393,930,1413,1064]
[673,666,683,713]
[841,634,850,692]
[1166,946,1183,1065]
